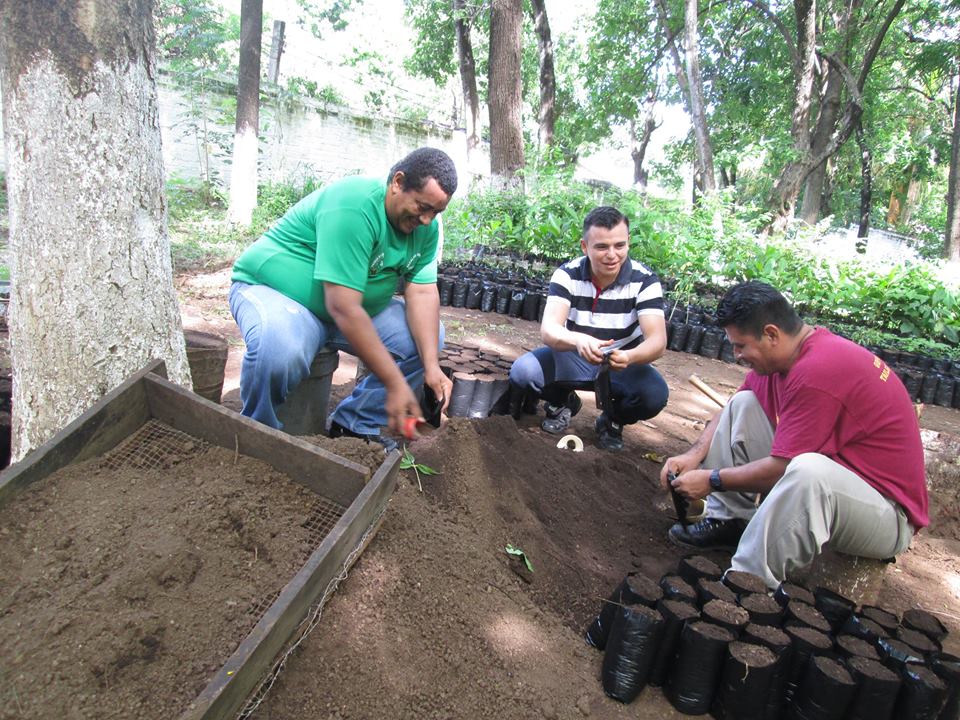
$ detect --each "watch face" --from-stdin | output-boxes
[710,469,722,491]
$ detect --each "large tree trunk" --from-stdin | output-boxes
[453,0,480,158]
[227,0,262,225]
[0,0,191,461]
[768,0,818,232]
[800,62,844,224]
[488,0,524,188]
[529,0,556,149]
[947,80,960,261]
[684,0,716,193]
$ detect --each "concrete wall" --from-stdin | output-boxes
[0,75,483,189]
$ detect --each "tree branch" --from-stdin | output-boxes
[741,0,799,69]
[802,52,863,176]
[857,0,907,90]
[884,85,952,115]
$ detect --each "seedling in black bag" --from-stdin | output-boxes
[667,472,690,527]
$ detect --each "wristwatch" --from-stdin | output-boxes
[709,468,723,493]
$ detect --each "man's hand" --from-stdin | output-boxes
[575,335,613,364]
[385,380,423,436]
[670,468,712,500]
[607,349,631,370]
[660,451,705,489]
[424,364,453,414]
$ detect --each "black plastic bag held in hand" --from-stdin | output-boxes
[601,603,665,703]
[665,621,735,714]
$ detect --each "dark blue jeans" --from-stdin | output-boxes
[508,346,669,424]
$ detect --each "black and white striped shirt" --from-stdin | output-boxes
[546,256,664,349]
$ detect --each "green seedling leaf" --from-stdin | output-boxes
[505,544,534,573]
[399,445,440,493]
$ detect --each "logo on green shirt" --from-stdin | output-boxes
[369,251,385,276]
[404,252,422,274]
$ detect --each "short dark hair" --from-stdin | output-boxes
[388,147,458,197]
[583,206,629,238]
[716,281,803,337]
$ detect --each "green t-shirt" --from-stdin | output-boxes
[231,176,439,322]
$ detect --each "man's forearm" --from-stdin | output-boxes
[715,456,788,495]
[405,283,441,367]
[687,411,721,464]
[625,337,665,365]
[325,288,406,391]
[541,322,585,352]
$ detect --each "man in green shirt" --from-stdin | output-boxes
[229,147,457,447]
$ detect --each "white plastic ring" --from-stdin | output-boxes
[556,434,584,452]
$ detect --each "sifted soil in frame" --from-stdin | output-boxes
[0,423,354,720]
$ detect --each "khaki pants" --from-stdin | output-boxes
[706,391,914,588]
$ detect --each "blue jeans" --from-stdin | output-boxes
[508,346,669,424]
[229,281,443,435]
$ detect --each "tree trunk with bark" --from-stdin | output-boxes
[630,114,659,190]
[453,0,480,158]
[0,0,192,461]
[767,0,904,233]
[227,0,263,225]
[800,61,844,224]
[488,0,524,188]
[855,118,872,241]
[947,80,960,261]
[529,0,556,150]
[684,0,716,193]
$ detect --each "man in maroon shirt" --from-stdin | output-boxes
[660,281,927,588]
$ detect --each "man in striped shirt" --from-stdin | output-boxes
[508,206,669,451]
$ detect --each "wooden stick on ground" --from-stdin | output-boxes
[689,374,727,409]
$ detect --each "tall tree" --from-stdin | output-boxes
[947,79,960,260]
[454,0,481,157]
[488,0,524,187]
[654,0,716,195]
[227,0,263,225]
[0,0,191,460]
[682,0,715,193]
[529,0,556,149]
[798,0,860,224]
[764,0,906,232]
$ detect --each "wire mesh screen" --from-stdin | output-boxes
[102,418,210,471]
[101,418,350,637]
[239,495,347,633]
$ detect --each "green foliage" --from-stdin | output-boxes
[166,175,324,271]
[295,0,357,37]
[447,172,960,346]
[284,76,345,106]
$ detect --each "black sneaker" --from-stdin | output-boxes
[541,392,582,434]
[595,413,623,451]
[328,420,398,453]
[668,517,747,552]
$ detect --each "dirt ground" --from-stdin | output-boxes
[51,268,960,718]
[0,270,960,720]
[0,433,324,720]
